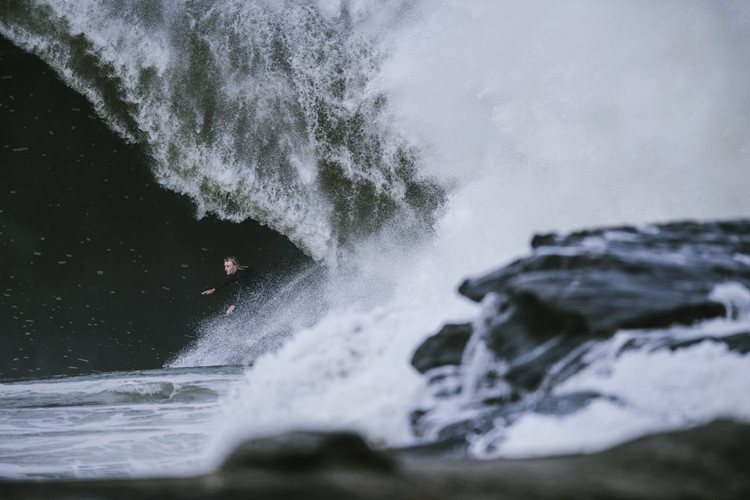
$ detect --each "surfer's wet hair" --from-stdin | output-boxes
[224,256,248,270]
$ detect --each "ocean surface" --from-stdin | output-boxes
[0,366,244,480]
[2,0,750,480]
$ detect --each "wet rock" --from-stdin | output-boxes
[413,391,617,449]
[475,292,590,392]
[618,331,750,356]
[411,323,472,374]
[411,219,750,443]
[458,222,750,336]
[221,430,395,472]
[458,219,750,377]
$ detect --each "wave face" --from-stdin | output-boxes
[1,0,444,263]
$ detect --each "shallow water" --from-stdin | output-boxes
[0,366,244,480]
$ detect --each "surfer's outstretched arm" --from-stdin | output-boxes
[202,257,251,315]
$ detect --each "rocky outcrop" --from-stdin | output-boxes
[221,431,395,472]
[411,323,472,374]
[459,220,750,337]
[411,219,750,443]
[1,421,749,499]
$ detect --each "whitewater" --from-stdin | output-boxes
[2,0,750,480]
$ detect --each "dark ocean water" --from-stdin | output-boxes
[0,36,313,380]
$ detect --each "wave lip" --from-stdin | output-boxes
[0,0,445,263]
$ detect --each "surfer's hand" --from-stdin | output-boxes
[226,305,235,315]
[202,289,215,295]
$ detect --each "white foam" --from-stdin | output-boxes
[379,0,750,246]
[493,336,750,458]
[710,282,750,318]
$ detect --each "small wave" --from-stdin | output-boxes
[0,368,237,409]
[0,383,220,409]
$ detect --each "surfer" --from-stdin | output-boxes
[201,256,263,315]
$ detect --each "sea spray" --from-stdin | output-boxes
[170,264,330,368]
[378,0,750,276]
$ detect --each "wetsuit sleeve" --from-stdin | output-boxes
[214,274,236,291]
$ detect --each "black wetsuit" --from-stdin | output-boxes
[214,268,263,306]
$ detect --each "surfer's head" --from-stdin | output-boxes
[223,256,247,274]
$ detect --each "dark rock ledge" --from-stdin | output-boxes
[1,421,749,499]
[413,220,750,382]
[409,219,750,443]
